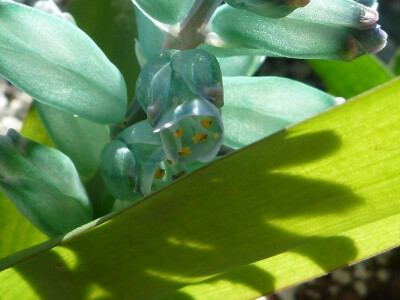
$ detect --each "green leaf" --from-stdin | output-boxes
[0,130,93,237]
[0,1,127,124]
[0,107,51,259]
[222,76,339,149]
[1,77,400,298]
[390,49,400,76]
[206,4,387,60]
[135,7,164,62]
[67,0,140,100]
[133,0,194,25]
[0,190,47,259]
[308,55,394,98]
[36,102,110,180]
[218,56,265,77]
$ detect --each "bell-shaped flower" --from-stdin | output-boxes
[136,49,224,164]
[0,129,93,237]
[100,120,188,199]
[224,0,311,18]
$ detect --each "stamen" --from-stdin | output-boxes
[178,147,191,156]
[166,159,173,164]
[214,133,220,139]
[173,127,184,138]
[201,118,212,128]
[172,170,185,180]
[191,133,208,144]
[154,168,166,179]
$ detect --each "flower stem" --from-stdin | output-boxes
[163,0,222,50]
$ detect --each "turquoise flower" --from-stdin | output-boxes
[136,49,224,165]
[100,120,188,199]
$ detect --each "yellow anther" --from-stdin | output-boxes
[172,170,185,181]
[154,168,166,179]
[191,133,208,144]
[214,133,220,140]
[173,127,184,138]
[178,147,191,157]
[201,118,212,128]
[166,159,173,164]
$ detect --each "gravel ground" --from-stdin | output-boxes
[0,1,399,300]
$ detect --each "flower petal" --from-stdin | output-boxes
[136,49,224,164]
[101,121,166,198]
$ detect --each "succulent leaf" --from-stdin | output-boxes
[217,55,266,76]
[0,1,127,124]
[135,7,164,62]
[206,3,387,61]
[36,102,110,180]
[222,77,341,149]
[0,129,92,237]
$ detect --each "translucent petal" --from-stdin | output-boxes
[136,50,224,164]
[101,121,166,198]
[206,4,387,61]
[151,160,187,192]
[158,101,224,164]
[100,140,139,201]
[225,0,310,18]
[0,129,92,237]
[36,102,109,180]
[222,77,339,149]
[0,1,127,124]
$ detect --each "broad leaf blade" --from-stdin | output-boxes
[308,55,394,98]
[0,78,400,299]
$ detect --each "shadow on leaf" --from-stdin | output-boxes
[9,129,363,299]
